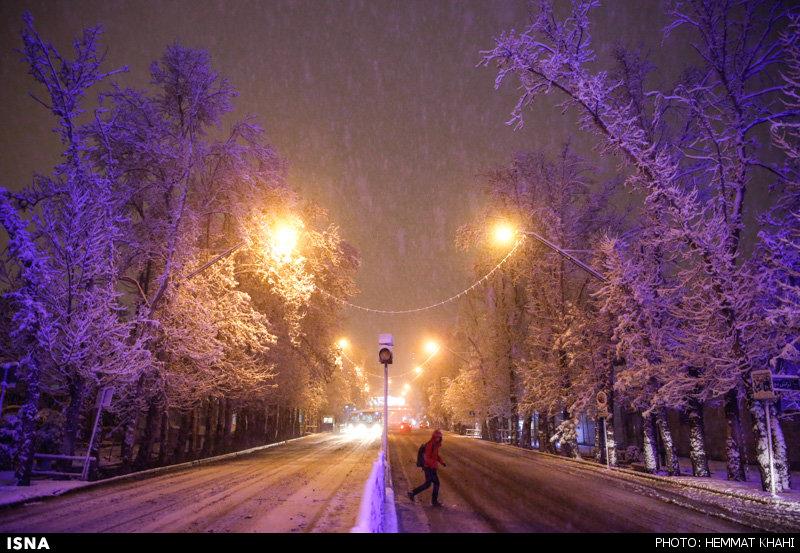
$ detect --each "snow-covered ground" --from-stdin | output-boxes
[671,457,800,502]
[0,433,378,533]
[389,431,800,532]
[0,472,90,508]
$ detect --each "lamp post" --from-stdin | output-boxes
[185,218,301,280]
[492,222,607,283]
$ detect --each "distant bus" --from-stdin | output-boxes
[342,409,382,437]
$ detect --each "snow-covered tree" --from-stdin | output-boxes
[483,0,795,490]
[0,15,153,484]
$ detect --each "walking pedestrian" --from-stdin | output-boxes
[408,429,446,507]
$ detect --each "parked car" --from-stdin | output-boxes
[398,421,412,434]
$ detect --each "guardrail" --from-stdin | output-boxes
[31,453,94,479]
[351,448,398,533]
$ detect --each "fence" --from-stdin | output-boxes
[350,448,398,533]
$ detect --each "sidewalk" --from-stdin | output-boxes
[0,435,313,510]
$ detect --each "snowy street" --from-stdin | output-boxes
[389,430,798,533]
[0,434,378,533]
[1,0,800,539]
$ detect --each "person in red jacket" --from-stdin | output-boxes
[407,429,447,507]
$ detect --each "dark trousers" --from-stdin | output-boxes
[411,467,439,503]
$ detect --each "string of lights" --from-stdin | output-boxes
[317,237,525,314]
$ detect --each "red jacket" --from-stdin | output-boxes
[424,430,445,469]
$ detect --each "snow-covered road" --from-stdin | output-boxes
[390,430,798,532]
[0,433,378,533]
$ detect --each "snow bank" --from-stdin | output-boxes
[351,449,398,533]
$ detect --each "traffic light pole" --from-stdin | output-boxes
[383,362,389,454]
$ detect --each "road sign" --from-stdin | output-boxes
[751,370,777,401]
[596,390,609,418]
[97,386,114,408]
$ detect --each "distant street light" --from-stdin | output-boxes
[424,340,440,355]
[424,339,468,363]
[337,338,350,350]
[414,366,423,375]
[491,222,607,283]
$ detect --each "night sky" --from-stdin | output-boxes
[1,1,696,395]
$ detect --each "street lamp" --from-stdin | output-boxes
[337,338,350,350]
[424,339,469,363]
[491,221,607,283]
[268,220,300,261]
[185,217,301,280]
[414,366,423,375]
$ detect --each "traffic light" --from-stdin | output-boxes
[378,333,393,365]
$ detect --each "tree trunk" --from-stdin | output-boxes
[486,417,498,442]
[262,404,270,443]
[61,376,86,458]
[724,388,747,481]
[642,413,659,474]
[769,401,791,491]
[189,408,200,459]
[15,359,41,486]
[603,416,617,467]
[133,401,159,470]
[655,409,680,476]
[520,413,532,449]
[120,415,137,472]
[202,399,216,457]
[561,409,579,459]
[233,407,245,448]
[214,398,226,454]
[542,415,556,453]
[747,396,790,493]
[223,400,233,451]
[685,399,710,477]
[480,417,490,442]
[157,409,170,466]
[172,412,190,463]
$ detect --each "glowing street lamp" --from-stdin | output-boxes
[269,220,301,261]
[424,340,440,356]
[186,215,303,280]
[414,366,423,375]
[337,338,350,350]
[403,383,411,391]
[492,222,517,246]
